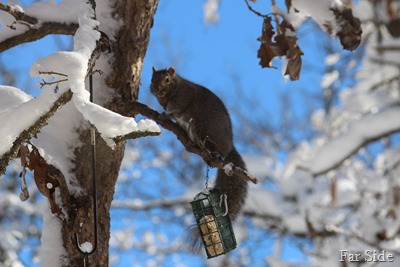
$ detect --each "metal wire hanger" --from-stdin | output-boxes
[74,74,98,266]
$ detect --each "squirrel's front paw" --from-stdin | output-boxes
[158,112,171,121]
[208,150,224,161]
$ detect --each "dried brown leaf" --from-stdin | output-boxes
[274,34,289,56]
[257,43,279,68]
[257,17,303,80]
[257,17,279,68]
[258,17,275,43]
[387,0,396,19]
[26,146,65,219]
[376,230,387,241]
[284,36,303,80]
[331,7,362,51]
[18,145,30,201]
[323,23,334,35]
[284,57,302,80]
[285,0,292,12]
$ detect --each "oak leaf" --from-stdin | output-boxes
[331,7,362,51]
[20,145,65,220]
[257,17,303,80]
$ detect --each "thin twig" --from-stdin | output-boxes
[8,20,32,30]
[89,69,104,76]
[39,71,68,77]
[243,0,269,18]
[271,0,281,34]
[40,79,68,88]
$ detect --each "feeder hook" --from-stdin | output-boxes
[74,74,98,261]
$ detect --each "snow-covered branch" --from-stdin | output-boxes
[0,89,73,175]
[130,102,258,184]
[112,130,160,143]
[0,3,78,53]
[298,106,400,176]
[112,197,188,211]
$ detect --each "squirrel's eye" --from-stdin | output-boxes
[165,76,170,84]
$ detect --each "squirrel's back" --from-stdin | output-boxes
[151,67,233,158]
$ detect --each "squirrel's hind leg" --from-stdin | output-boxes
[201,136,226,161]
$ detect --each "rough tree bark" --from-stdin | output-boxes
[60,1,159,266]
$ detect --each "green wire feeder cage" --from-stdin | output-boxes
[190,188,237,258]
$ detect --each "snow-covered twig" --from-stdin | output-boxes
[0,89,73,175]
[130,101,259,184]
[0,3,37,25]
[40,78,68,88]
[112,130,160,143]
[0,3,78,53]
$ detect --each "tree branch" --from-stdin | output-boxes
[0,3,78,53]
[112,130,160,143]
[0,21,78,53]
[0,89,73,175]
[130,102,259,184]
[112,198,188,211]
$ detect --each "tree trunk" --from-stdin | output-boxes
[59,1,159,266]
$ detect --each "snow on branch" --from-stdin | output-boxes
[0,3,78,53]
[296,106,400,176]
[0,88,73,175]
[130,102,258,184]
[113,197,188,211]
[112,130,160,143]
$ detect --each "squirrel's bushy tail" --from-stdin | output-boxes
[215,146,248,221]
[185,224,203,253]
[186,147,248,252]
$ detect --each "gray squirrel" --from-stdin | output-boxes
[150,66,248,247]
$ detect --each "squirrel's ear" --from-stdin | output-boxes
[152,66,157,73]
[167,67,176,77]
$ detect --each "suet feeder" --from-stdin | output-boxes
[190,188,237,258]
